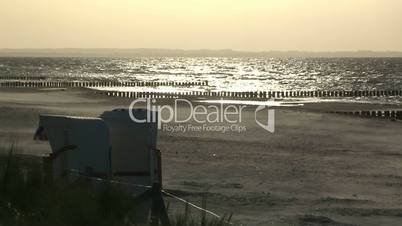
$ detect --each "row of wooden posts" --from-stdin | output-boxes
[97,90,402,99]
[0,80,208,88]
[328,110,402,121]
[1,80,402,99]
[0,76,47,80]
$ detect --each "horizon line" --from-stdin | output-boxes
[1,48,402,58]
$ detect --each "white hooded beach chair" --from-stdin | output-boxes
[35,109,169,225]
[35,109,161,192]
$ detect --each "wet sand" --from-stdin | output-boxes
[1,87,402,226]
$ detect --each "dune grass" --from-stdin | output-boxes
[0,144,233,226]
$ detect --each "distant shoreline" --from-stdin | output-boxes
[1,48,402,58]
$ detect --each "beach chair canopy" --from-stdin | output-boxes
[35,109,159,188]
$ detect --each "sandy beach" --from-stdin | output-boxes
[1,87,402,226]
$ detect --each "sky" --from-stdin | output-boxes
[0,0,401,51]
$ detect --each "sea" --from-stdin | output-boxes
[1,57,402,104]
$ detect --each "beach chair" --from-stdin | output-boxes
[35,109,169,224]
[35,109,161,192]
